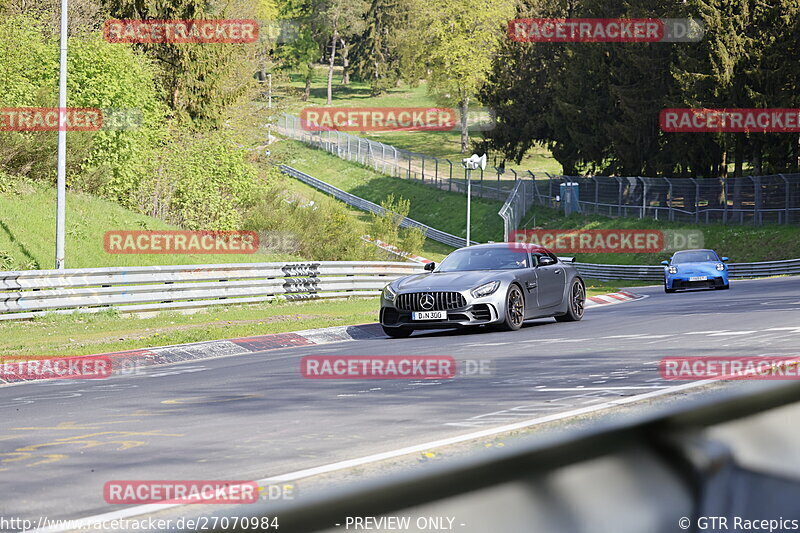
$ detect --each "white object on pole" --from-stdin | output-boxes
[466,168,472,246]
[461,154,486,246]
[55,0,69,269]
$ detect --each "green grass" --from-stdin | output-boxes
[0,280,640,357]
[0,182,300,271]
[0,297,381,357]
[524,205,800,264]
[276,140,505,246]
[279,68,563,175]
[583,278,654,296]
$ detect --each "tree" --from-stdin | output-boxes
[349,0,405,94]
[315,0,368,104]
[103,0,260,128]
[398,0,515,152]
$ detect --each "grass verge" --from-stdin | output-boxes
[1,280,640,358]
[275,140,504,245]
[0,297,380,357]
[526,206,800,264]
[0,182,300,270]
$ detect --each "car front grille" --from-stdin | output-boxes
[396,291,466,311]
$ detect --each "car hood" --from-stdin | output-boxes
[393,271,506,292]
[670,262,723,275]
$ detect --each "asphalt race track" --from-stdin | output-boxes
[3,276,800,528]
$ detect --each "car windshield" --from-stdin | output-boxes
[672,251,719,264]
[437,248,529,272]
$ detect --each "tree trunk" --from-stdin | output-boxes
[340,39,350,85]
[327,28,338,105]
[459,98,469,153]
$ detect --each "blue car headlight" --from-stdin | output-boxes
[471,281,500,298]
[382,285,397,302]
[668,266,678,274]
[716,263,725,271]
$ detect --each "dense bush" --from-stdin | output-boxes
[135,131,265,230]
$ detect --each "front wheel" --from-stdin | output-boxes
[715,283,730,290]
[555,279,586,322]
[498,284,525,331]
[664,279,676,293]
[382,325,414,338]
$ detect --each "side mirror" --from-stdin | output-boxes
[538,256,556,267]
[424,262,436,272]
[661,260,670,266]
[721,257,729,262]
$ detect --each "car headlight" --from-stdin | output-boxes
[382,285,397,302]
[668,266,678,274]
[471,281,500,298]
[716,263,725,271]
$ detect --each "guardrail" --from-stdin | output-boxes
[180,381,800,533]
[574,258,800,281]
[0,261,424,321]
[280,165,477,248]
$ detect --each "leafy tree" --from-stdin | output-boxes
[398,0,515,153]
[103,0,259,128]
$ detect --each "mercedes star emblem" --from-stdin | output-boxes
[420,294,435,310]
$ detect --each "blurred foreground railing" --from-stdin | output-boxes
[176,381,800,533]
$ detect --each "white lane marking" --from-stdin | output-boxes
[707,331,756,336]
[601,334,647,339]
[477,342,512,346]
[634,335,673,339]
[29,378,714,533]
[682,331,729,335]
[535,386,669,391]
[765,327,800,331]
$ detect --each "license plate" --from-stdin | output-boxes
[689,276,708,282]
[412,311,447,320]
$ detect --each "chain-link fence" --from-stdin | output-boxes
[280,113,800,228]
[279,113,524,202]
[533,173,800,225]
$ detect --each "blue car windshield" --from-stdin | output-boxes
[672,251,719,264]
[438,248,529,272]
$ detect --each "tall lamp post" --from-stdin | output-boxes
[461,153,487,246]
[55,0,69,269]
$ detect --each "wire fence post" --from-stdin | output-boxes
[447,159,453,191]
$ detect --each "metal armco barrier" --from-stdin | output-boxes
[176,382,800,533]
[574,258,800,281]
[280,165,477,248]
[0,261,424,321]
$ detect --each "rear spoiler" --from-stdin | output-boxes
[558,256,575,263]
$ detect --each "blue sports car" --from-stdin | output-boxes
[662,249,730,293]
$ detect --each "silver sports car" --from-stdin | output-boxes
[380,243,586,337]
